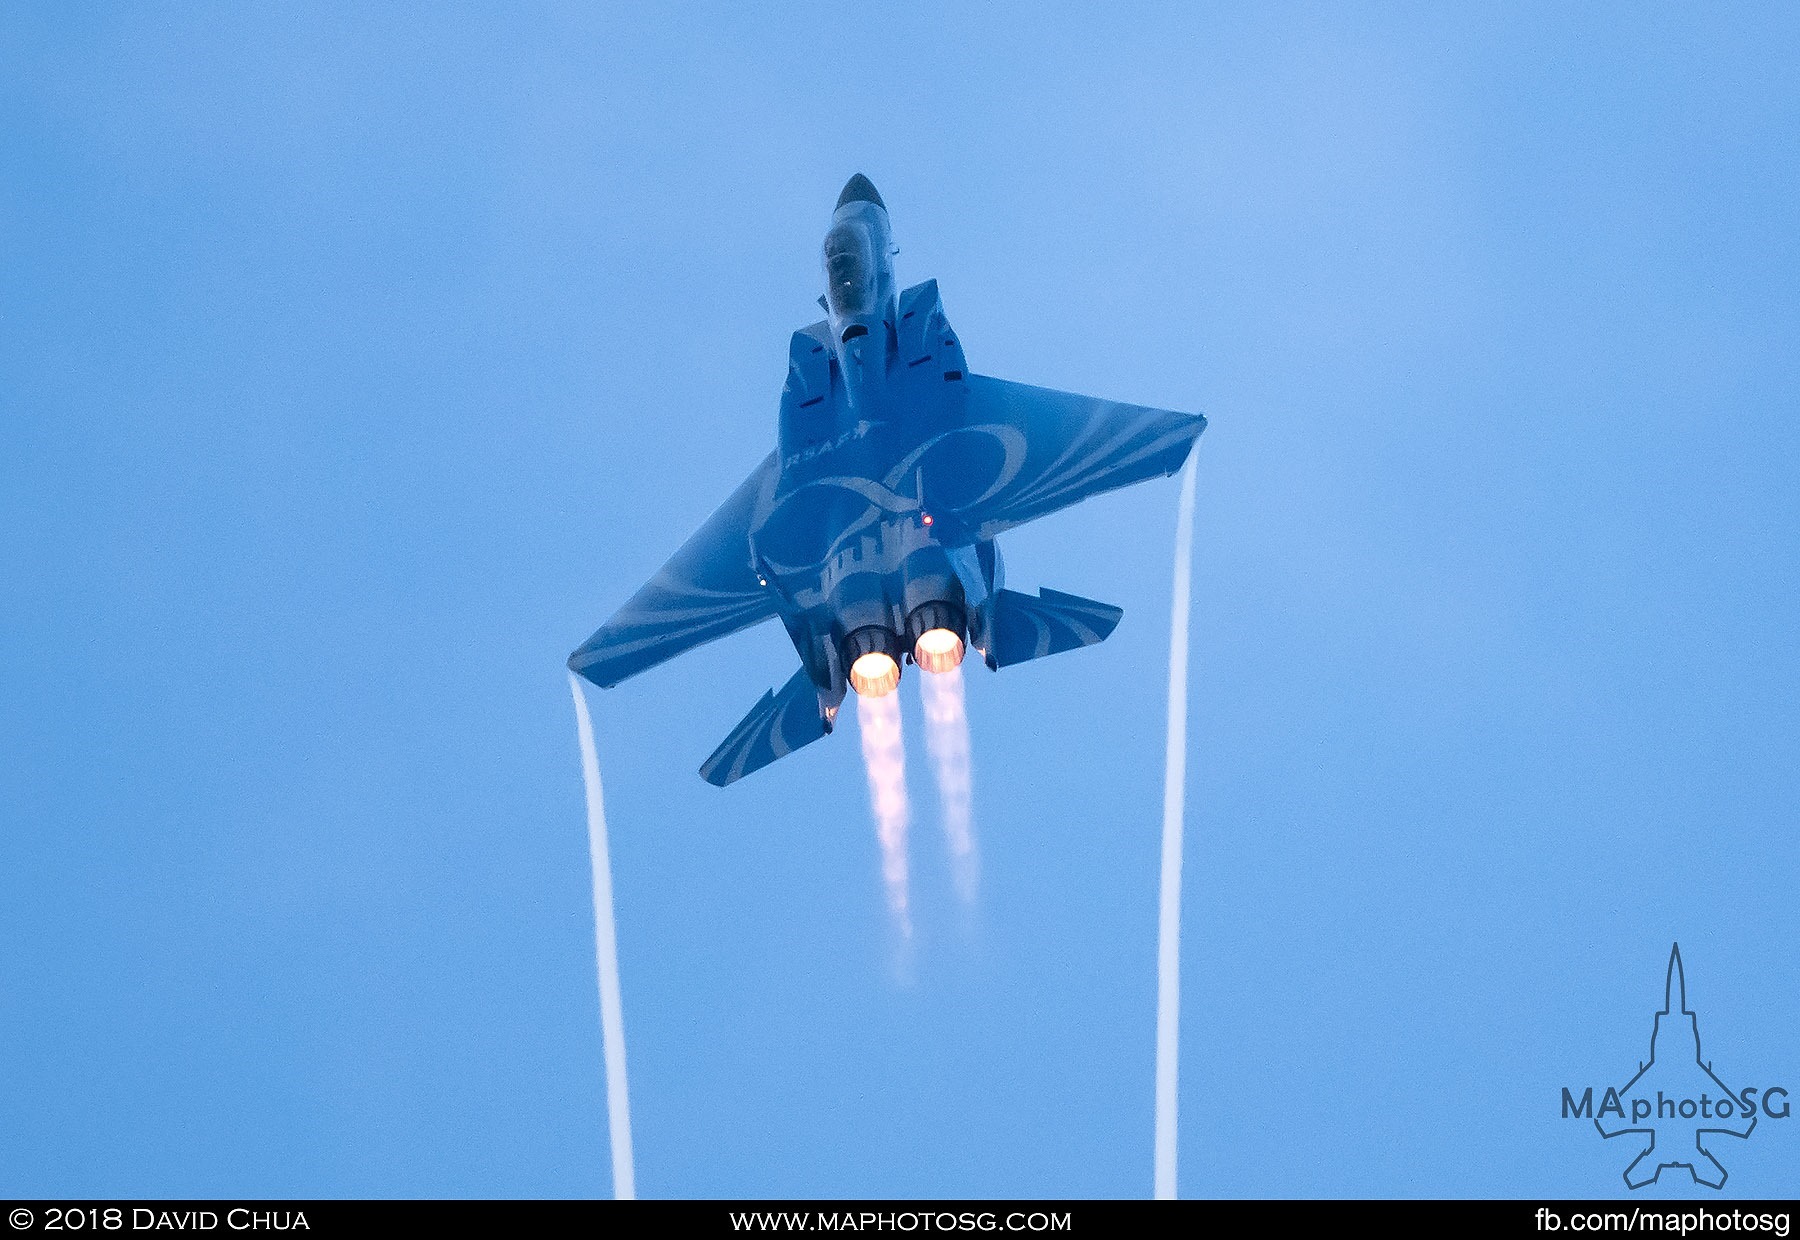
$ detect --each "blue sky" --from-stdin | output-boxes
[4,2,1797,1199]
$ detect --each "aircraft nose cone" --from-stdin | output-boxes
[836,173,885,211]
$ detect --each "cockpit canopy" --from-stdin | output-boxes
[823,223,877,321]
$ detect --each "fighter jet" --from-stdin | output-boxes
[569,174,1206,785]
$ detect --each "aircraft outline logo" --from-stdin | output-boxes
[1588,944,1759,1190]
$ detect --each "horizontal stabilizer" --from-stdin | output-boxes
[700,666,829,787]
[988,587,1123,669]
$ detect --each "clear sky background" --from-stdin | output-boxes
[4,2,1798,1200]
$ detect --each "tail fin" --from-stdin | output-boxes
[699,666,830,786]
[987,587,1123,669]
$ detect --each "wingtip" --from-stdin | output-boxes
[567,654,615,690]
[1161,414,1207,476]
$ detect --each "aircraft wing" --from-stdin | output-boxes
[951,376,1205,539]
[568,453,779,689]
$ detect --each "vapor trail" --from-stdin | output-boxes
[856,690,913,939]
[919,665,978,904]
[1154,450,1199,1200]
[567,673,637,1201]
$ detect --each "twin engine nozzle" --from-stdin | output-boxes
[906,600,967,675]
[843,602,967,697]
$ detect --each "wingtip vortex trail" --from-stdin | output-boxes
[568,672,637,1200]
[1154,449,1199,1200]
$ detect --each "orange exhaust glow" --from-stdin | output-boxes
[913,627,965,674]
[850,650,900,697]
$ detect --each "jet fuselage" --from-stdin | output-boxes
[759,176,988,719]
[568,174,1205,785]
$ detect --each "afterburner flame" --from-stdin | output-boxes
[856,690,912,939]
[849,650,900,697]
[913,627,966,674]
[919,663,978,904]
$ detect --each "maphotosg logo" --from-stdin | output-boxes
[1562,944,1790,1189]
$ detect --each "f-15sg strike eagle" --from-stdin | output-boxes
[569,175,1206,785]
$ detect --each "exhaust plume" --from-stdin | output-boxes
[856,688,913,939]
[567,673,637,1200]
[1154,450,1200,1200]
[919,664,978,904]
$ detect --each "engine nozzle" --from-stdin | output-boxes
[905,601,967,674]
[843,626,903,697]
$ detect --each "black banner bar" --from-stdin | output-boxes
[2,1200,1796,1235]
